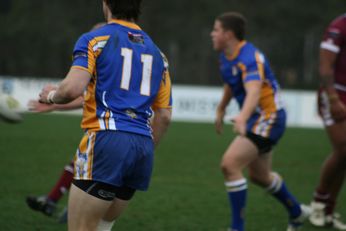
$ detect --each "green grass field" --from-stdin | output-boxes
[0,114,345,231]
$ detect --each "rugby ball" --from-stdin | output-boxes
[0,94,23,123]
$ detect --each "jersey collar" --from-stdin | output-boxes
[108,19,142,30]
[228,40,247,60]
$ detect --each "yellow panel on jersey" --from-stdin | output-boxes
[259,83,277,117]
[81,77,99,130]
[152,70,172,110]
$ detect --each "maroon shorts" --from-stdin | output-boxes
[318,86,346,126]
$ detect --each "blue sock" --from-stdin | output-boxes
[267,173,301,218]
[225,179,247,231]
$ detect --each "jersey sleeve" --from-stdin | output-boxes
[320,17,346,54]
[152,69,172,110]
[71,34,96,75]
[238,51,265,83]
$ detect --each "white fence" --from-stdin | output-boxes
[0,77,322,128]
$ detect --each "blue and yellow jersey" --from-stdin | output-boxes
[71,19,172,137]
[219,41,284,116]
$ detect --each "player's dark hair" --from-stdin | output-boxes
[217,12,246,40]
[104,0,142,21]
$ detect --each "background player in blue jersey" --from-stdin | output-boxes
[38,0,172,230]
[211,12,310,231]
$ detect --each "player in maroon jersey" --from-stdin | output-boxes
[310,13,346,230]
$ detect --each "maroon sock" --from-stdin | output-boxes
[314,188,330,204]
[47,162,74,202]
[325,200,336,215]
[313,189,335,215]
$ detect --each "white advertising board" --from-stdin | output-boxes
[0,77,323,128]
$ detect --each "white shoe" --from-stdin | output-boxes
[309,201,346,230]
[287,204,312,231]
[309,201,326,226]
[327,213,346,230]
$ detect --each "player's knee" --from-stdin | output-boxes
[334,142,346,157]
[248,172,265,185]
[332,147,346,167]
[220,161,240,177]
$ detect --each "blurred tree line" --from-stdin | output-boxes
[0,0,345,89]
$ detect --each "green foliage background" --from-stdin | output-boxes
[0,0,345,88]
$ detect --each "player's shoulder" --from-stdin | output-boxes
[238,42,261,64]
[328,14,346,32]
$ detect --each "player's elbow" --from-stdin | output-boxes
[155,108,172,126]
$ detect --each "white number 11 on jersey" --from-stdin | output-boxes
[120,48,153,96]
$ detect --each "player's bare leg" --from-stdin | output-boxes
[247,151,272,187]
[221,136,259,231]
[248,152,310,231]
[97,198,129,231]
[68,184,112,231]
[221,136,258,181]
[311,120,346,229]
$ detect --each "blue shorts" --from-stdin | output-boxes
[246,109,286,145]
[74,130,154,191]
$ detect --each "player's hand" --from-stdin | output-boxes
[39,84,57,104]
[215,108,225,134]
[232,115,247,136]
[27,100,56,113]
[330,99,346,122]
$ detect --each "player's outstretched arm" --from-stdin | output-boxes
[151,108,172,147]
[28,96,83,113]
[39,68,91,105]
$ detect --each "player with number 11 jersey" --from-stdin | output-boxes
[73,19,172,137]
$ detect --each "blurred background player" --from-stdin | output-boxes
[38,0,172,230]
[211,12,310,231]
[25,22,107,224]
[25,97,83,223]
[310,13,346,230]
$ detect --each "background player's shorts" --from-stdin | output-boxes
[74,130,154,191]
[318,87,346,126]
[246,109,286,153]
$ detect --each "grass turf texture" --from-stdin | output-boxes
[0,114,345,231]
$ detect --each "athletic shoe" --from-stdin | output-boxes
[326,213,346,230]
[310,201,346,230]
[26,195,56,216]
[57,207,68,224]
[287,204,312,231]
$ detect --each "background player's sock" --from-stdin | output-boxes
[47,162,74,202]
[313,189,334,215]
[225,179,247,231]
[267,173,301,218]
[97,219,115,231]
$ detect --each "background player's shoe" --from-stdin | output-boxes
[26,195,56,216]
[326,214,346,230]
[309,201,346,230]
[287,204,312,231]
[58,207,68,224]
